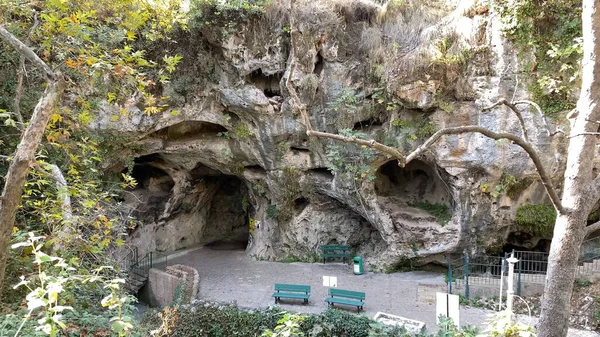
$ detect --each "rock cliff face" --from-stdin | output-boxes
[93,0,568,270]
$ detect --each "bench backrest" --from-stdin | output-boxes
[329,288,365,300]
[275,283,311,293]
[320,245,349,251]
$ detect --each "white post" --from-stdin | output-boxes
[498,257,505,311]
[506,253,519,320]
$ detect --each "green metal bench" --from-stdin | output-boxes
[320,245,350,263]
[272,283,311,304]
[325,288,365,312]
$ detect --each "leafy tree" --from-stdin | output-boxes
[0,0,185,328]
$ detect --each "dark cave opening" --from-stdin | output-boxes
[125,157,250,250]
[314,52,324,76]
[353,117,383,131]
[308,167,334,180]
[201,175,250,250]
[374,159,451,204]
[149,121,228,141]
[247,69,282,98]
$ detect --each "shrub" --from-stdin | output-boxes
[516,204,557,237]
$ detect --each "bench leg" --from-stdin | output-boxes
[304,298,308,304]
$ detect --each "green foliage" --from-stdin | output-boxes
[496,0,582,116]
[409,201,452,226]
[391,118,438,141]
[325,129,377,182]
[189,0,271,37]
[327,88,360,114]
[145,304,487,337]
[275,166,303,221]
[575,279,592,288]
[5,232,137,337]
[266,204,279,219]
[232,123,254,138]
[516,204,557,237]
[504,176,533,199]
[262,313,304,337]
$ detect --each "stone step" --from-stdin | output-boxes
[126,273,148,294]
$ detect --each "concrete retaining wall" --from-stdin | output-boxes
[139,268,183,307]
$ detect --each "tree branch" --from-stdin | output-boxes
[33,163,72,221]
[404,126,565,213]
[0,24,56,79]
[513,99,554,136]
[586,220,600,236]
[0,26,66,291]
[482,99,529,141]
[308,130,407,164]
[13,14,40,130]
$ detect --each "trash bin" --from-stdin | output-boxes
[353,257,363,275]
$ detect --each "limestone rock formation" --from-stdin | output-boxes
[92,0,568,270]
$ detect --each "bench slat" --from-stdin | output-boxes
[329,288,365,300]
[272,292,310,299]
[274,283,310,293]
[320,253,349,258]
[325,297,363,307]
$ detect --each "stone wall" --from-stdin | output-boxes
[140,268,182,307]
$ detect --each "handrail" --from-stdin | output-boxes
[127,249,169,279]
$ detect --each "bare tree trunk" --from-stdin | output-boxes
[0,25,65,293]
[537,1,600,336]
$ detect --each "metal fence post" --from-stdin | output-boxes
[517,260,522,296]
[464,253,470,300]
[447,256,453,294]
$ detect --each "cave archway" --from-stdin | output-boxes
[200,175,250,250]
[125,156,250,251]
[374,159,451,204]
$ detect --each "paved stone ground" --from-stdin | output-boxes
[167,246,598,336]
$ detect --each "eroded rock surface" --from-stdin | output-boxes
[94,0,568,269]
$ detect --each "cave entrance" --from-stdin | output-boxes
[125,156,250,251]
[201,175,250,251]
[374,159,451,204]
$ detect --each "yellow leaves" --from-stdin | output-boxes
[13,227,19,234]
[144,93,157,106]
[111,115,120,122]
[107,92,117,103]
[50,113,63,124]
[126,31,136,41]
[144,106,160,115]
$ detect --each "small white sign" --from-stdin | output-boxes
[322,276,338,287]
[435,293,459,326]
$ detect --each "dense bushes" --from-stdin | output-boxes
[144,304,409,337]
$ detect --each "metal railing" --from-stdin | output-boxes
[448,240,600,300]
[126,248,169,279]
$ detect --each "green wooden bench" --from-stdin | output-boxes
[325,288,365,312]
[272,283,311,304]
[319,245,350,263]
